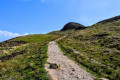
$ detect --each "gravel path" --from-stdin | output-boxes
[45,37,95,80]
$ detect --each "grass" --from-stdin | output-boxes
[57,19,120,80]
[57,43,103,79]
[15,34,52,43]
[0,34,62,80]
[1,16,120,80]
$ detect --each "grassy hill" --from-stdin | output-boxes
[57,16,120,79]
[1,15,120,80]
[97,15,120,24]
[0,34,62,80]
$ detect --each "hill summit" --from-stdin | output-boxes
[61,22,86,31]
[98,15,120,24]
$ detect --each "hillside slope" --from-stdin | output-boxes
[97,15,120,24]
[0,34,62,80]
[1,15,120,80]
[57,16,120,79]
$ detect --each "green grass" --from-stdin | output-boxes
[15,34,53,43]
[57,43,103,79]
[57,19,120,80]
[0,34,62,80]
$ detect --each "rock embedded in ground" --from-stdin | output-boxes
[49,63,59,69]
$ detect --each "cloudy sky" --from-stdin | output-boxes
[0,0,120,42]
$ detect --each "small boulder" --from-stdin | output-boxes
[49,63,59,69]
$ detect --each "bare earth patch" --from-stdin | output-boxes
[45,38,95,80]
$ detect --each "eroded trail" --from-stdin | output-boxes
[45,38,95,80]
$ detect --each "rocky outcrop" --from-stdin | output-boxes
[61,22,86,31]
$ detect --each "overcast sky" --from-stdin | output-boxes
[0,0,120,42]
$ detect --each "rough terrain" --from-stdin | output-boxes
[45,37,95,80]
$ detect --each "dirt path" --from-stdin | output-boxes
[45,37,95,80]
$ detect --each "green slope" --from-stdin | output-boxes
[0,34,62,80]
[57,17,120,79]
[1,15,120,80]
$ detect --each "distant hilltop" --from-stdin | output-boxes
[61,22,86,31]
[97,15,120,24]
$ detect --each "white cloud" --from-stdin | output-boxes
[24,33,28,35]
[0,30,21,38]
[0,30,30,42]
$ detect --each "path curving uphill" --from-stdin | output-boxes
[45,37,95,80]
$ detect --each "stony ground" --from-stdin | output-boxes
[45,37,95,80]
